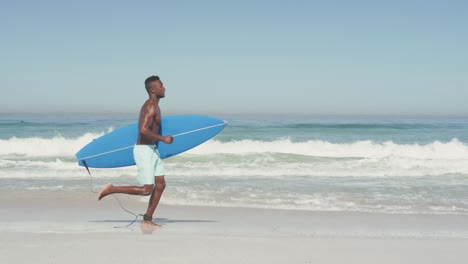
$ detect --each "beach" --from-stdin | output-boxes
[1,115,468,263]
[1,191,468,264]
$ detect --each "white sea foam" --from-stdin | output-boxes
[148,188,468,215]
[1,135,468,160]
[1,135,467,215]
[186,138,468,160]
[1,136,468,179]
[0,132,104,157]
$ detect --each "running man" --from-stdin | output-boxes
[98,75,173,228]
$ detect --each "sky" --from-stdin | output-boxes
[1,0,467,117]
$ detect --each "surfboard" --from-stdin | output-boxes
[75,115,227,168]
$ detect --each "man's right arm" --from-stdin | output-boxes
[139,103,172,144]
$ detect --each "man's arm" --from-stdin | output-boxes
[139,103,173,144]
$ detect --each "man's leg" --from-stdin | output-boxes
[143,176,165,224]
[98,183,154,200]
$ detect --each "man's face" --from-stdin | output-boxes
[153,80,166,98]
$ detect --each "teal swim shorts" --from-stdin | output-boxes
[133,145,165,185]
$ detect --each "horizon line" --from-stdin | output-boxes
[1,110,467,119]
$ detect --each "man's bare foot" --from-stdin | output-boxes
[98,183,113,200]
[142,220,162,227]
[140,220,161,234]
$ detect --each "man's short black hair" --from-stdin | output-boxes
[144,75,160,92]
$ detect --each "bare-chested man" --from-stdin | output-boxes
[97,75,173,228]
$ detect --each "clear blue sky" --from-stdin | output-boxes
[1,0,467,116]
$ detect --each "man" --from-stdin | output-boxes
[98,75,173,228]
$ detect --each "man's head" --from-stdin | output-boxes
[144,75,165,98]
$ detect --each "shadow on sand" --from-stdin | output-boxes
[89,218,218,234]
[89,218,218,224]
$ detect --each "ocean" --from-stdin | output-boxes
[1,113,468,215]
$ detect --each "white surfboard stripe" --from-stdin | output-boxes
[172,122,227,137]
[79,145,133,161]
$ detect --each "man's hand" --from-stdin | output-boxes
[163,136,173,144]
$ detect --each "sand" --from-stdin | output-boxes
[1,191,468,264]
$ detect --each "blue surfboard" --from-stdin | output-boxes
[75,115,227,168]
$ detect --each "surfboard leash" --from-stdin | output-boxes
[82,160,97,194]
[81,159,143,228]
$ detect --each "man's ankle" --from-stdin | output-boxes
[143,214,152,221]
